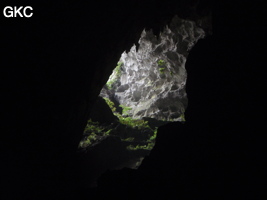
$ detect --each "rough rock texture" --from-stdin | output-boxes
[100,16,206,122]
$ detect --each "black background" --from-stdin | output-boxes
[1,0,266,199]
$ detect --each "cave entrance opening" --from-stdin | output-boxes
[78,15,206,172]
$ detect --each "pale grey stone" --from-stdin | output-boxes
[100,16,205,122]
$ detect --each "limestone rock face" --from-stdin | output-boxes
[100,16,205,122]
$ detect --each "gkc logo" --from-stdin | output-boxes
[3,6,33,18]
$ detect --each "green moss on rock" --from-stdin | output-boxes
[157,59,165,66]
[79,119,113,148]
[106,62,123,89]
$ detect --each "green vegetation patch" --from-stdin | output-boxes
[79,98,161,151]
[103,98,151,130]
[159,67,165,74]
[102,97,159,151]
[157,59,165,66]
[79,119,113,148]
[126,143,155,151]
[103,97,116,112]
[119,105,132,116]
[106,62,123,89]
[121,137,135,142]
[119,117,150,130]
[180,113,186,122]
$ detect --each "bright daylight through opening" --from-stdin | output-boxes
[79,15,206,171]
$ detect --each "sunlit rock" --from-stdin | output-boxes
[100,16,205,122]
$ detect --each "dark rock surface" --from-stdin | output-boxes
[89,96,118,124]
[2,0,265,199]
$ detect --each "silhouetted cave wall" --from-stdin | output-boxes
[5,1,266,199]
[3,0,266,199]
